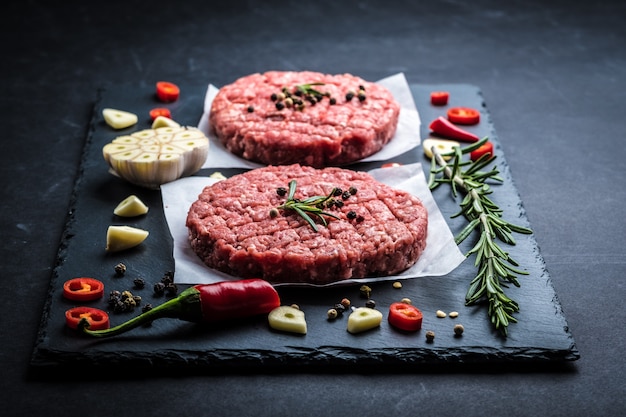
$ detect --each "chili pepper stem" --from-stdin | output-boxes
[79,286,202,338]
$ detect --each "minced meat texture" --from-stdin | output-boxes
[186,164,428,285]
[209,71,400,168]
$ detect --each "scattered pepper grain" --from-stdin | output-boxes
[392,281,402,289]
[454,324,465,336]
[425,331,435,343]
[114,262,127,277]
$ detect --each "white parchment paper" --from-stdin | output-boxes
[197,73,421,169]
[161,163,466,286]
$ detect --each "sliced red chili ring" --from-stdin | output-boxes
[156,81,180,102]
[63,277,104,301]
[65,307,110,330]
[430,91,449,106]
[149,107,172,120]
[447,107,480,125]
[388,302,423,332]
[470,141,494,161]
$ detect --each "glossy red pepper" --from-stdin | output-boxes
[66,307,110,330]
[156,81,180,102]
[447,107,480,125]
[470,140,494,161]
[149,107,172,120]
[79,278,280,337]
[430,91,449,106]
[388,302,423,332]
[63,277,104,301]
[429,116,480,142]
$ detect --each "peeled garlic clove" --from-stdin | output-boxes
[113,195,149,217]
[268,306,307,334]
[423,138,460,161]
[151,115,181,129]
[105,225,149,252]
[347,307,383,334]
[102,126,209,189]
[102,108,138,130]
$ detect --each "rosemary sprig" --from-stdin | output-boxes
[276,180,340,232]
[428,138,533,337]
[294,82,326,98]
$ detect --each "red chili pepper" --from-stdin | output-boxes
[388,302,423,332]
[78,278,281,337]
[156,81,180,102]
[63,277,105,301]
[429,116,480,142]
[149,107,172,120]
[447,107,480,125]
[66,307,110,330]
[470,140,494,161]
[430,91,449,106]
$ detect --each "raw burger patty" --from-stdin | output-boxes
[186,164,428,285]
[209,71,400,168]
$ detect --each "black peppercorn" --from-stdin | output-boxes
[247,105,254,113]
[133,277,145,289]
[276,187,287,197]
[153,282,166,296]
[114,263,126,277]
[347,210,357,219]
[365,299,376,309]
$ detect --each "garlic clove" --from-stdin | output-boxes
[347,307,383,334]
[423,138,460,161]
[151,115,181,129]
[105,225,149,252]
[268,306,307,334]
[113,195,149,217]
[102,108,139,130]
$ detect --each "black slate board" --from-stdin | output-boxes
[30,83,579,374]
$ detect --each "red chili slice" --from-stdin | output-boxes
[470,141,494,161]
[65,307,110,330]
[156,81,180,102]
[149,107,172,120]
[430,91,449,106]
[388,302,423,332]
[447,107,480,125]
[63,277,104,301]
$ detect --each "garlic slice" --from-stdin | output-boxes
[102,126,209,189]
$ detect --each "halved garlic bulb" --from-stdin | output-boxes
[102,126,209,189]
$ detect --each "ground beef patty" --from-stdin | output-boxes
[209,71,400,168]
[186,164,428,285]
